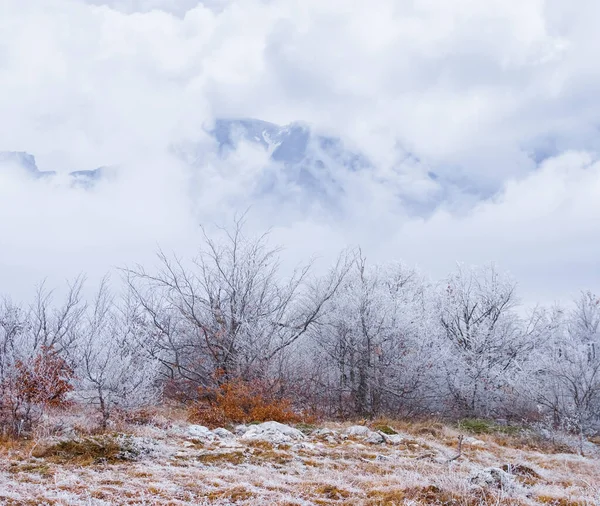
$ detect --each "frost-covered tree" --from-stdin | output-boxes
[73,280,160,429]
[436,264,540,417]
[125,216,351,391]
[0,281,84,435]
[311,254,437,418]
[533,292,600,442]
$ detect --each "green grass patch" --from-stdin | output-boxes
[457,418,522,436]
[374,424,398,435]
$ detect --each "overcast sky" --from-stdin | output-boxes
[1,0,599,306]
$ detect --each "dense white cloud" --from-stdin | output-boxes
[0,0,599,305]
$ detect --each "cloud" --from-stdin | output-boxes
[0,0,599,305]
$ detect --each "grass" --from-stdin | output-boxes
[296,422,317,434]
[197,450,246,465]
[2,417,599,505]
[31,435,142,465]
[373,424,397,435]
[457,418,523,436]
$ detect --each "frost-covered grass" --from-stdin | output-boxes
[0,418,599,505]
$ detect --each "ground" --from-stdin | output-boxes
[0,417,598,505]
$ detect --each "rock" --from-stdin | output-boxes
[291,442,315,451]
[501,463,540,479]
[313,428,335,437]
[241,421,306,444]
[383,434,406,445]
[463,436,486,447]
[233,424,249,435]
[187,425,215,441]
[365,431,386,444]
[213,428,235,439]
[345,425,371,437]
[470,467,514,490]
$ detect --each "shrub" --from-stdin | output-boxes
[0,346,74,437]
[189,378,303,428]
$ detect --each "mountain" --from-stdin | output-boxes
[176,118,395,207]
[1,119,451,214]
[0,151,106,186]
[0,151,56,179]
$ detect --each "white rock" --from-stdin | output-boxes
[313,428,335,437]
[470,467,514,490]
[464,436,486,447]
[233,424,249,435]
[213,428,234,439]
[241,421,306,444]
[187,424,215,441]
[383,434,405,445]
[291,442,315,451]
[345,425,371,437]
[365,431,386,444]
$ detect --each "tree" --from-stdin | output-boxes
[437,264,538,417]
[311,254,436,418]
[533,292,600,447]
[73,279,160,429]
[0,281,84,437]
[125,216,351,392]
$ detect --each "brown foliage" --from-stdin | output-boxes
[14,347,74,409]
[1,346,74,436]
[189,377,304,428]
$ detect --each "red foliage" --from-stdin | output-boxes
[189,377,304,428]
[1,346,74,436]
[14,346,74,408]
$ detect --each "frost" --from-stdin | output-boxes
[212,427,235,439]
[240,421,305,444]
[187,424,215,441]
[365,431,386,444]
[469,467,515,491]
[344,425,371,436]
[2,421,599,505]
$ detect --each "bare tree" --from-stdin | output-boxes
[0,280,85,436]
[74,279,160,429]
[125,217,352,392]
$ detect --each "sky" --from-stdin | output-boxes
[1,0,599,306]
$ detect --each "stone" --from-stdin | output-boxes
[187,425,214,441]
[470,467,514,490]
[241,421,306,444]
[345,425,371,437]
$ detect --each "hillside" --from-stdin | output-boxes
[1,417,598,505]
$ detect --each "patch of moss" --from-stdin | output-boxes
[457,418,522,436]
[374,425,397,435]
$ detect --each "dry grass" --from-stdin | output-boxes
[0,418,598,505]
